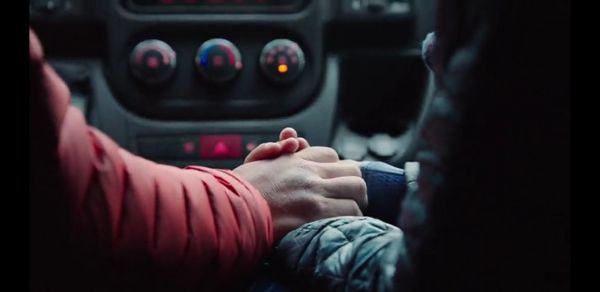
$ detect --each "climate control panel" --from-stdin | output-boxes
[128,38,308,87]
[108,1,323,120]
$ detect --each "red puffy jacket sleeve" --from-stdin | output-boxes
[29,28,273,288]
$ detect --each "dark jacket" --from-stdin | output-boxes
[270,0,570,288]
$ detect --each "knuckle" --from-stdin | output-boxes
[304,173,319,186]
[294,174,323,192]
[343,160,362,177]
[347,176,367,194]
[306,195,328,216]
[298,161,317,174]
[353,178,368,209]
[359,179,369,208]
[321,147,339,160]
[357,178,368,196]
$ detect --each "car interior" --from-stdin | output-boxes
[31,0,434,170]
[30,0,570,291]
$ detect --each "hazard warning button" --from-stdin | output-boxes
[199,135,242,159]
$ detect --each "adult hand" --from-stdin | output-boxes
[234,146,366,241]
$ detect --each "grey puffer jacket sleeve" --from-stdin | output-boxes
[275,216,414,292]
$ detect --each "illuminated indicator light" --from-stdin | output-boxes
[278,64,289,74]
[200,135,242,159]
[213,142,229,156]
[146,56,160,69]
[246,142,257,152]
[200,50,210,67]
[200,46,219,67]
[212,55,224,67]
[183,142,196,154]
[218,45,237,66]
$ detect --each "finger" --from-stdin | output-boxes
[312,160,362,179]
[297,137,310,150]
[279,138,300,154]
[297,146,339,163]
[244,142,282,163]
[279,127,299,141]
[320,176,368,210]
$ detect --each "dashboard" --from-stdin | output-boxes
[124,0,308,13]
[30,0,430,169]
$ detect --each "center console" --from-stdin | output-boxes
[108,0,323,120]
[30,0,427,169]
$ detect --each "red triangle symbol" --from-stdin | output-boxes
[213,142,230,156]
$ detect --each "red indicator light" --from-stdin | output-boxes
[200,135,242,159]
[183,142,196,154]
[146,56,159,69]
[212,55,224,67]
[213,142,229,156]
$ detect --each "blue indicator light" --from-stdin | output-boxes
[199,45,216,67]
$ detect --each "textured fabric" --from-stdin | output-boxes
[360,161,406,225]
[276,217,413,292]
[270,162,415,292]
[29,28,273,291]
[271,0,569,289]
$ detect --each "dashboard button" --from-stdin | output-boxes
[138,136,199,160]
[129,39,177,85]
[200,135,243,159]
[195,38,243,83]
[259,39,306,83]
